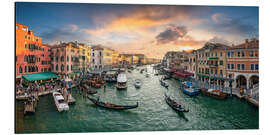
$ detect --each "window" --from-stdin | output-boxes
[202,68,204,74]
[220,52,223,57]
[61,64,64,71]
[36,66,38,72]
[215,52,217,56]
[67,65,69,71]
[237,64,240,70]
[251,64,254,70]
[28,66,31,72]
[237,51,241,57]
[250,51,254,57]
[99,52,102,56]
[219,60,223,65]
[255,64,259,70]
[25,43,27,49]
[231,51,234,57]
[19,66,22,73]
[255,51,258,57]
[67,56,69,61]
[231,64,234,69]
[25,66,27,73]
[24,35,27,39]
[241,64,245,70]
[227,52,231,57]
[242,51,245,57]
[56,56,58,62]
[220,70,223,75]
[56,64,58,71]
[227,64,230,69]
[41,68,43,72]
[61,56,64,62]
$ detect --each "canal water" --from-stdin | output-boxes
[15,65,258,133]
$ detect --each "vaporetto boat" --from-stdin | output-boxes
[116,73,127,90]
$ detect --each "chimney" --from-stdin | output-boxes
[245,39,249,48]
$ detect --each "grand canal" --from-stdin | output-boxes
[15,65,258,133]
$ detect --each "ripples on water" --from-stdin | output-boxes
[15,65,258,133]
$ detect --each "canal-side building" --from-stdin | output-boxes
[196,42,233,88]
[226,38,259,89]
[91,46,104,70]
[16,24,51,78]
[78,43,91,73]
[50,42,80,78]
[103,47,114,70]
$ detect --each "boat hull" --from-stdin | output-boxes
[182,89,200,96]
[87,97,138,110]
[164,95,188,112]
[201,88,227,99]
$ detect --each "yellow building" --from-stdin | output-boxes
[112,50,120,66]
[103,47,114,68]
[78,43,91,72]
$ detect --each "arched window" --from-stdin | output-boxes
[28,66,31,72]
[25,66,27,73]
[19,66,22,73]
[67,65,69,71]
[61,64,64,71]
[67,56,69,61]
[36,66,38,72]
[56,64,58,71]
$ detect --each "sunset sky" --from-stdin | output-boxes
[16,2,258,58]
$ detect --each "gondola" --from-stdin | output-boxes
[82,84,97,94]
[164,94,189,112]
[87,97,138,110]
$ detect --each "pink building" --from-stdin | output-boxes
[50,42,80,78]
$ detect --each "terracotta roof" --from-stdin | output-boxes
[92,46,104,50]
[231,39,259,49]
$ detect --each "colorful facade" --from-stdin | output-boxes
[226,39,259,89]
[50,42,80,77]
[16,24,51,78]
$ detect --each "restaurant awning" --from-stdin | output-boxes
[197,73,234,81]
[22,72,59,81]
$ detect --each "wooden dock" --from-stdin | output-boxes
[24,98,37,115]
[16,88,61,100]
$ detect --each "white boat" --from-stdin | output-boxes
[146,73,150,77]
[116,73,127,90]
[52,92,69,112]
[134,79,142,88]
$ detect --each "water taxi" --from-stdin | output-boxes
[134,79,142,88]
[52,92,69,112]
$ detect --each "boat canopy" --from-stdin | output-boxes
[22,72,59,81]
[117,74,127,83]
[55,95,64,101]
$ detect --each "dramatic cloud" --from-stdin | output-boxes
[156,24,188,45]
[41,24,84,44]
[208,36,232,45]
[211,13,257,36]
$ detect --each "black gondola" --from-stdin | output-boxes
[87,97,138,110]
[82,84,97,94]
[164,94,189,112]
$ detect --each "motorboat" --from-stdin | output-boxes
[52,92,69,112]
[146,73,150,77]
[160,79,169,88]
[134,79,142,88]
[116,73,128,90]
[201,88,227,99]
[182,81,200,96]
